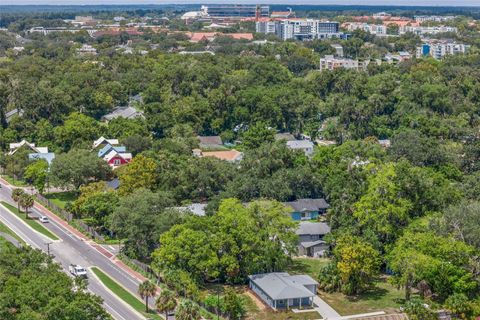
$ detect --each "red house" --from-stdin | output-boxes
[104,150,132,168]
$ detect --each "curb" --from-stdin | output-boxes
[89,266,148,320]
[0,202,61,242]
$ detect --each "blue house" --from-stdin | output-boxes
[97,144,127,158]
[248,273,317,310]
[284,199,329,221]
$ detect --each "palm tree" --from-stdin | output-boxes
[156,289,177,320]
[176,299,201,320]
[12,188,25,214]
[20,193,34,219]
[138,280,156,313]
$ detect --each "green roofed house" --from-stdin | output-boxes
[248,273,318,310]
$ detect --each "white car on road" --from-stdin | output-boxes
[69,264,87,278]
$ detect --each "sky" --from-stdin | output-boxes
[2,0,480,6]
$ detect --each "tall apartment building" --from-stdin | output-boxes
[345,22,387,35]
[256,19,344,41]
[416,41,470,60]
[201,4,269,18]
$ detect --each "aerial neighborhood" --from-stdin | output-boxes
[0,2,480,320]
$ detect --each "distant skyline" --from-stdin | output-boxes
[2,0,480,7]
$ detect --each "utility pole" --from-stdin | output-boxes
[45,242,52,257]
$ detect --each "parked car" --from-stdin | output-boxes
[39,216,49,223]
[69,264,87,278]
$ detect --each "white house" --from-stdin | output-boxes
[286,140,314,157]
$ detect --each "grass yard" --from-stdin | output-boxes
[242,291,319,320]
[319,278,405,315]
[91,267,162,320]
[44,191,78,209]
[286,257,330,279]
[0,201,59,241]
[1,175,28,187]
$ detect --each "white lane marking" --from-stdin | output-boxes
[0,203,61,242]
[103,301,128,320]
[0,211,41,250]
[88,266,146,320]
[0,199,135,320]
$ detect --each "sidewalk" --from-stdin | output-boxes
[34,200,148,283]
[313,296,341,319]
[0,177,149,285]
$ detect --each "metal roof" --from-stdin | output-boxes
[285,199,330,212]
[249,273,317,300]
[296,222,331,236]
[286,140,314,149]
[102,106,144,121]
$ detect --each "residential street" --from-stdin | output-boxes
[0,181,153,320]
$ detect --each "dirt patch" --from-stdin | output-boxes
[243,289,267,311]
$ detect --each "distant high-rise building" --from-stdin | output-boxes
[256,19,345,41]
[201,4,269,18]
[344,22,387,35]
[416,40,470,59]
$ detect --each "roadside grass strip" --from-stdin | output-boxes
[0,201,59,241]
[1,175,28,187]
[0,219,24,243]
[91,267,162,320]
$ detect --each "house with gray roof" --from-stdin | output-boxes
[296,222,330,257]
[248,273,317,310]
[286,139,314,157]
[5,108,24,123]
[284,198,329,221]
[102,106,144,122]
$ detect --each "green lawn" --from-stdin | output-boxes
[0,220,25,245]
[0,201,59,241]
[287,258,403,315]
[1,175,28,187]
[242,292,319,320]
[319,278,405,315]
[44,191,78,209]
[91,267,161,320]
[286,257,330,279]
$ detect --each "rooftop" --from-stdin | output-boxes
[286,140,314,149]
[248,273,317,300]
[296,221,331,236]
[102,106,144,121]
[285,198,330,212]
[93,137,119,149]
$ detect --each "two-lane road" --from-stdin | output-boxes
[0,184,149,320]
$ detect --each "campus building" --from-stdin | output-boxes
[344,22,387,35]
[201,4,269,18]
[256,19,345,41]
[416,41,470,60]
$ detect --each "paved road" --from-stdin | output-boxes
[0,183,151,320]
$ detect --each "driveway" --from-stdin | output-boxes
[313,296,341,319]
